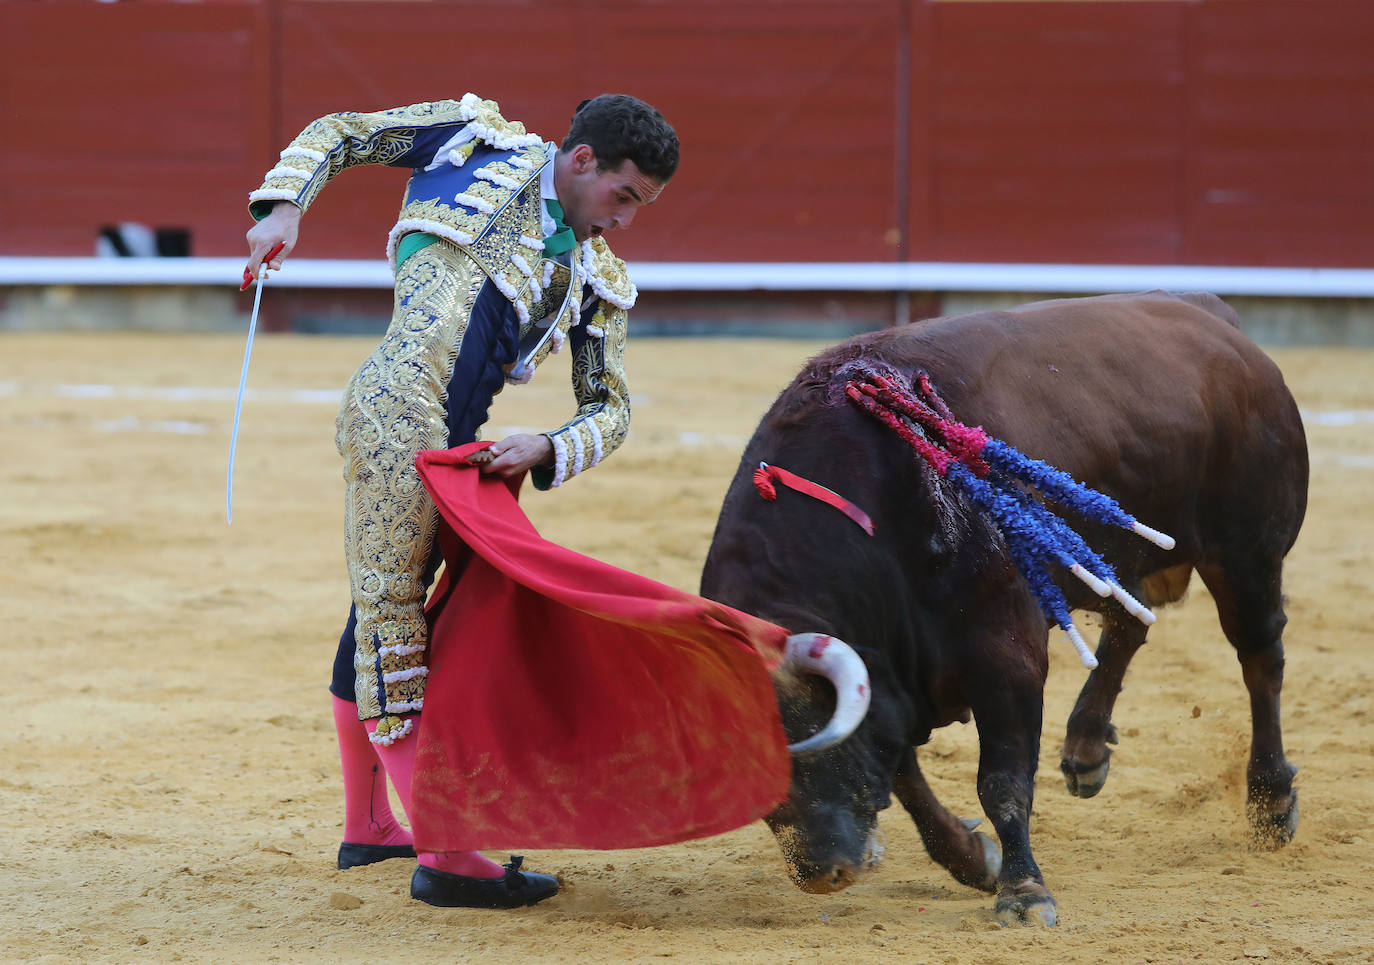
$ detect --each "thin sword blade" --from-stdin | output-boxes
[227,273,265,524]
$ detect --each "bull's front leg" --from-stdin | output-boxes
[973,690,1057,927]
[1060,609,1149,798]
[893,746,1001,892]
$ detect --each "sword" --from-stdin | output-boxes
[227,242,285,524]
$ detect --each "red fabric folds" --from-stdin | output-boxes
[409,444,792,853]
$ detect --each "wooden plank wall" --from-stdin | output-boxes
[2,0,1370,268]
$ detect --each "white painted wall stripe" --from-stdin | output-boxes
[5,257,1374,297]
[1300,409,1374,426]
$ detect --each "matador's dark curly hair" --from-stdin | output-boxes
[565,94,680,182]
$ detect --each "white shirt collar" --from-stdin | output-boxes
[540,142,559,201]
[539,143,562,239]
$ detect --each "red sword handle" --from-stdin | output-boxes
[241,242,287,291]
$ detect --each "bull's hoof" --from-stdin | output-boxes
[931,822,1001,894]
[971,831,1002,893]
[1248,788,1299,850]
[1060,752,1111,798]
[994,881,1057,927]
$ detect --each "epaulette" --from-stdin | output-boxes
[578,238,637,311]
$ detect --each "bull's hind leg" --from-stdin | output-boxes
[1195,560,1299,848]
[893,746,1000,893]
[1059,609,1149,798]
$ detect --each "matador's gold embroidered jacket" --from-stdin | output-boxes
[248,93,636,488]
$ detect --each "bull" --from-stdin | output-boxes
[701,291,1308,925]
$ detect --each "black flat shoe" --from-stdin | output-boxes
[337,841,417,870]
[410,856,559,909]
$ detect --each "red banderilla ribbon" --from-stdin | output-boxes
[753,462,875,535]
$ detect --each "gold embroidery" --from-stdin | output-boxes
[592,304,633,455]
[585,238,637,308]
[522,316,570,374]
[461,181,507,209]
[398,198,489,242]
[388,159,545,290]
[335,243,488,720]
[459,95,535,144]
[528,261,573,324]
[514,145,550,169]
[546,302,631,482]
[480,159,528,182]
[250,100,477,217]
[465,181,547,314]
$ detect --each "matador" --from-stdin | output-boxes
[243,92,679,908]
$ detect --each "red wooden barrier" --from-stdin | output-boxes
[2,1,1370,268]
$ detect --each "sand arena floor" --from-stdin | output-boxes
[2,331,1372,964]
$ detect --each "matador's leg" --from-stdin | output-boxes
[335,243,489,737]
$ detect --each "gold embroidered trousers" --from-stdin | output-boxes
[335,242,490,721]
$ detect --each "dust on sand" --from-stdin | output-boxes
[3,333,1372,963]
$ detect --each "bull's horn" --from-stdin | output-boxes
[781,632,872,755]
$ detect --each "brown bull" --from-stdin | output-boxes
[700,291,1308,926]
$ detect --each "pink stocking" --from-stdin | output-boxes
[365,714,504,879]
[332,696,412,847]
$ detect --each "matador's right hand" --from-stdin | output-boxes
[244,203,301,286]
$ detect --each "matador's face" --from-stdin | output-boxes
[557,144,665,243]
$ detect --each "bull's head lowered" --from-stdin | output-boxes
[703,353,987,900]
[767,635,915,893]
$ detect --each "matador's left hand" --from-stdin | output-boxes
[482,433,555,477]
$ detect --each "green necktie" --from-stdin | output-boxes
[543,198,577,257]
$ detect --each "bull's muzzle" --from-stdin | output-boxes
[777,632,871,755]
[775,819,887,894]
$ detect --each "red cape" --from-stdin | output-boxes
[409,445,792,852]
